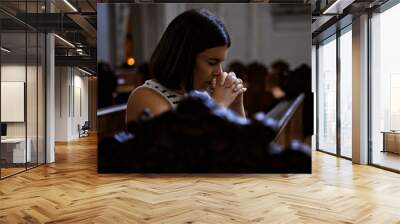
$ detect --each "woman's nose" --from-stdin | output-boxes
[213,64,223,76]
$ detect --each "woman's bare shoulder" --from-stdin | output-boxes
[126,87,171,123]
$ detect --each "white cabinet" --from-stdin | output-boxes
[1,138,32,163]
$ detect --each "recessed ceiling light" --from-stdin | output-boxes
[322,0,354,15]
[78,67,92,76]
[63,0,78,12]
[54,34,75,48]
[1,47,11,53]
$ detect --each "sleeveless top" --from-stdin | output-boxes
[133,79,184,109]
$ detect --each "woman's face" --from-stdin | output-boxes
[193,45,228,90]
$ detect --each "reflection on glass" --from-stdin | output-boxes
[390,75,400,130]
[340,29,352,158]
[38,33,46,165]
[0,1,47,179]
[318,37,337,154]
[371,3,400,171]
[27,32,38,169]
[1,31,27,177]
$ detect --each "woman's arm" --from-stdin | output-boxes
[229,93,246,117]
[126,88,172,124]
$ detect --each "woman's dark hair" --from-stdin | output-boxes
[150,9,231,91]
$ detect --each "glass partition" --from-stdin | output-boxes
[38,32,45,165]
[339,27,352,158]
[370,3,400,171]
[1,31,28,178]
[27,31,38,169]
[0,1,46,179]
[317,35,337,155]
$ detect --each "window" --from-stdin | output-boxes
[370,2,400,171]
[317,35,337,154]
[339,27,352,158]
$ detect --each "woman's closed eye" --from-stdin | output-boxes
[208,61,218,66]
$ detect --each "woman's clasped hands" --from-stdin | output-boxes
[211,71,247,108]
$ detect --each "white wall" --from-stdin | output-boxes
[72,73,89,138]
[1,65,26,140]
[55,66,69,141]
[54,67,89,141]
[1,65,26,81]
[1,65,36,138]
[1,64,46,164]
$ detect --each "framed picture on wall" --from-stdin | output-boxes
[1,81,25,122]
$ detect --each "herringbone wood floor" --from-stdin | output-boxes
[1,135,400,223]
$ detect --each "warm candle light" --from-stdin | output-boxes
[127,57,135,66]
